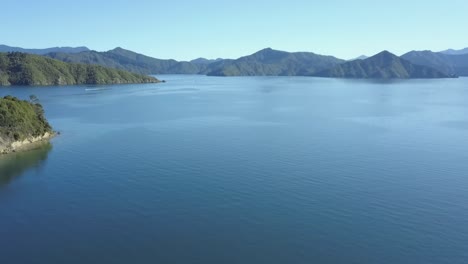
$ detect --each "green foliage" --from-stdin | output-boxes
[0,52,159,86]
[205,48,345,76]
[46,47,200,75]
[0,96,53,141]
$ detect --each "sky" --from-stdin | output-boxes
[3,0,468,61]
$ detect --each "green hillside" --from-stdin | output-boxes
[0,95,53,143]
[0,52,159,86]
[46,47,202,75]
[205,48,345,76]
[315,51,452,79]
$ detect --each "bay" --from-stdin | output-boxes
[1,75,468,263]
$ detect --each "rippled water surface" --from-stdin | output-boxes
[1,76,468,263]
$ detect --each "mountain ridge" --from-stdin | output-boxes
[0,44,89,55]
[401,50,468,76]
[2,44,467,78]
[45,47,202,75]
[205,48,345,76]
[440,47,468,55]
[314,51,451,79]
[190,58,223,65]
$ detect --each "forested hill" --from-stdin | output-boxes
[0,95,52,145]
[0,52,160,86]
[205,48,345,76]
[401,50,468,76]
[314,51,452,79]
[45,47,202,75]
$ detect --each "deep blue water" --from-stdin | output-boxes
[1,75,468,263]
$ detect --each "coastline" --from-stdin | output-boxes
[0,132,55,155]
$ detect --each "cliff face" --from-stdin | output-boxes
[0,96,54,154]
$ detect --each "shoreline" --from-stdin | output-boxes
[0,132,56,155]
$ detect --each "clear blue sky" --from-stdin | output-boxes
[3,0,468,60]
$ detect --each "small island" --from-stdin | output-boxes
[0,52,160,86]
[0,95,54,154]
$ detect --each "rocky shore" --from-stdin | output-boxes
[0,132,55,155]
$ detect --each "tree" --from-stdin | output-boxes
[29,94,39,104]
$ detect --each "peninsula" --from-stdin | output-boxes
[0,52,160,86]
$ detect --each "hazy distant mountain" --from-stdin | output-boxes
[190,58,223,64]
[46,47,203,74]
[440,48,468,55]
[401,50,468,76]
[205,48,345,76]
[315,51,451,79]
[349,55,369,61]
[0,44,89,55]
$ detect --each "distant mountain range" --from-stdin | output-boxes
[315,51,450,79]
[439,48,468,55]
[350,55,369,61]
[401,50,468,76]
[1,44,467,79]
[43,47,345,77]
[0,44,89,55]
[190,58,224,65]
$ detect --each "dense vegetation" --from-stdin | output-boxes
[205,48,345,76]
[401,51,468,76]
[314,51,451,79]
[0,95,53,143]
[46,47,203,75]
[0,52,159,86]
